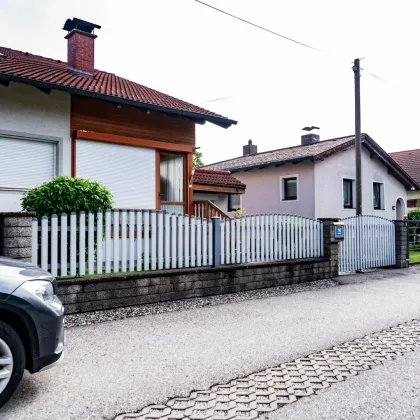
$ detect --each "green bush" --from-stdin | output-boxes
[21,176,113,217]
[408,208,420,220]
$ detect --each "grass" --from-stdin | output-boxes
[409,250,420,264]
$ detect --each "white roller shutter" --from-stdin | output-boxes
[76,140,155,209]
[0,137,56,189]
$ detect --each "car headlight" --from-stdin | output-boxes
[21,280,55,305]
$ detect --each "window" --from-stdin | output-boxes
[343,179,355,209]
[228,194,241,211]
[373,182,385,210]
[0,136,56,189]
[282,176,298,201]
[159,153,185,214]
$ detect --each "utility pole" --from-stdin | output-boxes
[353,58,362,215]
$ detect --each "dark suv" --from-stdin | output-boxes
[0,257,64,407]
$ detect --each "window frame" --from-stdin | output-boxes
[280,175,299,202]
[342,178,355,209]
[0,129,60,191]
[372,181,385,211]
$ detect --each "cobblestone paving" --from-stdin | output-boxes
[115,319,420,420]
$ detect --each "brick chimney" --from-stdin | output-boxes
[243,139,257,156]
[63,18,101,75]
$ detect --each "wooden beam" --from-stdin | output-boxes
[193,184,245,194]
[74,130,195,154]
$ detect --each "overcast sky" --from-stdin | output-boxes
[1,0,419,165]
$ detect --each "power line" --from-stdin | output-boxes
[195,0,322,52]
[195,1,392,87]
[201,96,233,104]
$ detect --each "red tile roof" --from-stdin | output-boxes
[389,149,420,185]
[193,168,246,189]
[0,46,236,127]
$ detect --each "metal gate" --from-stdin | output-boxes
[339,215,396,273]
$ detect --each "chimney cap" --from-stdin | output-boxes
[63,18,101,34]
[302,126,320,132]
[248,139,252,145]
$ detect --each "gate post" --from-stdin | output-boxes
[0,212,35,262]
[211,217,221,268]
[319,218,340,278]
[394,220,409,268]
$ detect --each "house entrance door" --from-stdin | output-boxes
[157,152,186,214]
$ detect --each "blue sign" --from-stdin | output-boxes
[335,226,343,237]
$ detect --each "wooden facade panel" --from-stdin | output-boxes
[71,96,195,147]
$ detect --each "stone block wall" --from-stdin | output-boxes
[58,258,335,314]
[395,220,409,268]
[0,212,34,261]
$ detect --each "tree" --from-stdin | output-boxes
[193,151,204,168]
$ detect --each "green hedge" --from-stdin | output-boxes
[21,176,113,217]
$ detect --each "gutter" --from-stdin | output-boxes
[0,73,238,129]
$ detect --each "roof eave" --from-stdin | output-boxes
[0,73,238,128]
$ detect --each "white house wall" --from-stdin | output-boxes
[314,146,407,219]
[0,82,71,211]
[231,161,315,218]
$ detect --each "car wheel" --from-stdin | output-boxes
[0,320,25,408]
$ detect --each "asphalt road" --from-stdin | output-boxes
[2,267,420,420]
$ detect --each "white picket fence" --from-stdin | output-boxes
[339,215,396,273]
[31,210,324,277]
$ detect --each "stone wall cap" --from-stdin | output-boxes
[0,212,36,217]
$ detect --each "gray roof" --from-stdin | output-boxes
[204,134,420,190]
[204,135,355,172]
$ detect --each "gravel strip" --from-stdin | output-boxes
[64,279,338,328]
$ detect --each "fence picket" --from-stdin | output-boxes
[41,216,49,271]
[203,218,208,266]
[184,215,190,268]
[236,218,241,264]
[190,216,196,267]
[136,211,143,272]
[79,211,86,276]
[150,211,157,270]
[105,211,111,273]
[70,212,77,276]
[251,215,256,262]
[112,210,119,273]
[246,216,251,263]
[88,212,94,274]
[144,211,150,271]
[220,220,225,265]
[196,217,202,267]
[164,212,170,269]
[230,219,235,264]
[129,211,135,272]
[171,213,177,269]
[209,219,213,266]
[157,211,164,270]
[178,215,184,268]
[96,212,103,275]
[51,215,58,277]
[121,210,127,272]
[255,215,260,262]
[225,220,230,265]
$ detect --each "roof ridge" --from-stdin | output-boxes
[205,134,355,168]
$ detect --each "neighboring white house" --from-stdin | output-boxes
[205,134,419,220]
